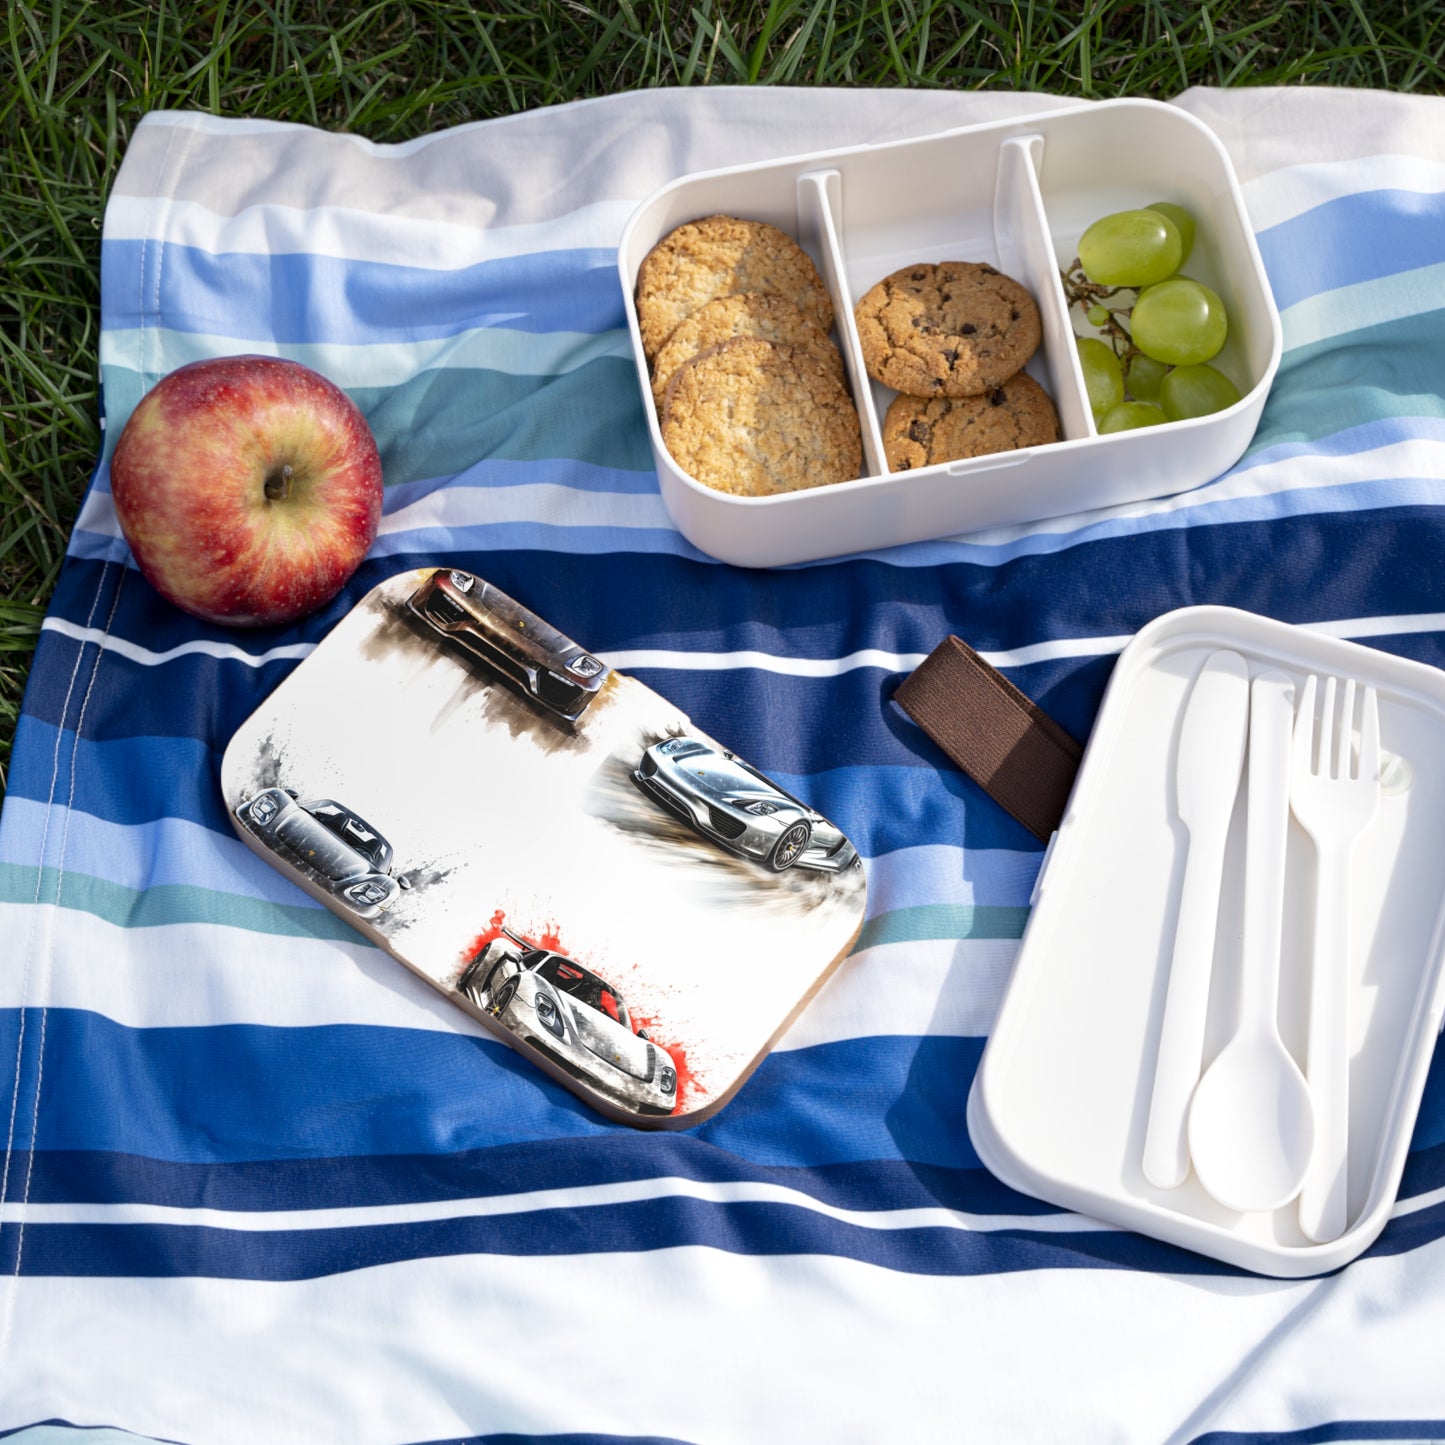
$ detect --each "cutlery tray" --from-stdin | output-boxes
[967,606,1445,1276]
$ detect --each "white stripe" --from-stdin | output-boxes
[4,1167,1437,1236]
[0,1174,1096,1237]
[779,938,1017,1049]
[73,419,1445,569]
[377,482,673,537]
[99,324,634,390]
[38,616,315,669]
[1390,1180,1445,1219]
[917,435,1445,554]
[11,1234,1445,1444]
[1240,153,1445,233]
[605,637,1127,675]
[0,900,1010,1045]
[1280,258,1445,352]
[38,608,1445,680]
[103,194,637,267]
[133,94,694,155]
[0,902,469,1034]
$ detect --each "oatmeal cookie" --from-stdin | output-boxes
[854,261,1041,397]
[636,215,835,360]
[882,373,1059,471]
[660,336,861,497]
[650,291,844,410]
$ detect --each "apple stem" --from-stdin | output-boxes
[264,463,294,502]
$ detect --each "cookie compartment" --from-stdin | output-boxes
[618,99,1281,568]
[816,127,1092,476]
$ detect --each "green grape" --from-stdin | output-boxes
[1125,353,1168,404]
[1098,401,1168,433]
[1130,277,1228,366]
[1086,304,1111,327]
[1077,337,1124,419]
[1077,209,1183,288]
[1160,363,1242,420]
[1147,202,1196,264]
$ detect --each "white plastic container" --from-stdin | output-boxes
[618,99,1281,568]
[967,607,1445,1277]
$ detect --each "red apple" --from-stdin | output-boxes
[110,354,384,627]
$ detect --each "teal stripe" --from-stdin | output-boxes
[100,356,656,484]
[0,861,363,943]
[851,903,1030,952]
[1250,308,1445,456]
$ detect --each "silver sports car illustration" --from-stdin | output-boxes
[633,736,859,873]
[458,930,678,1116]
[408,568,609,722]
[234,788,410,919]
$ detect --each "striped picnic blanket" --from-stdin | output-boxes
[3,84,1444,1443]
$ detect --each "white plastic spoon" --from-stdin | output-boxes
[1188,668,1316,1213]
[1142,649,1251,1190]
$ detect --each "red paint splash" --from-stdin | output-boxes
[630,1011,698,1115]
[457,910,698,1115]
[458,908,563,964]
[459,908,510,962]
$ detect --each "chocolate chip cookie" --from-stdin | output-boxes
[882,373,1059,471]
[660,336,861,497]
[854,262,1041,397]
[636,216,835,361]
[650,291,844,410]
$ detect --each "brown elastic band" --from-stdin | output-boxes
[894,635,1083,843]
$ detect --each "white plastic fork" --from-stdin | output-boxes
[1290,674,1381,1243]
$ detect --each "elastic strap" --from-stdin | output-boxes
[894,635,1083,843]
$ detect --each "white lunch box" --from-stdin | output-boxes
[618,98,1281,568]
[968,607,1445,1277]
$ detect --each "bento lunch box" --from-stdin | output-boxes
[618,98,1282,568]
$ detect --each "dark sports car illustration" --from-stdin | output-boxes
[234,788,410,919]
[408,568,609,721]
[633,736,859,873]
[459,929,678,1116]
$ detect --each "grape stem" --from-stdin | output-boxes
[1061,258,1139,363]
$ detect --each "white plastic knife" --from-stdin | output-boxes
[1142,649,1251,1189]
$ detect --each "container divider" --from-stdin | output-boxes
[994,135,1095,443]
[797,169,886,480]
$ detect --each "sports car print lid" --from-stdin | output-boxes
[220,567,867,1128]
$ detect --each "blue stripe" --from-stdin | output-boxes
[0,1424,690,1445]
[7,1007,1442,1187]
[6,1132,1441,1287]
[100,241,625,345]
[2,708,1047,858]
[1191,1421,1445,1445]
[0,1199,1236,1281]
[0,799,319,903]
[0,1009,987,1169]
[43,507,1445,689]
[29,513,1445,758]
[1255,186,1445,311]
[7,723,233,832]
[0,799,1039,913]
[16,1146,1048,1218]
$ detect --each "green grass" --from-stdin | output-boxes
[3,0,1443,801]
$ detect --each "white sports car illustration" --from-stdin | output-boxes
[234,788,410,919]
[633,736,858,873]
[459,930,678,1116]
